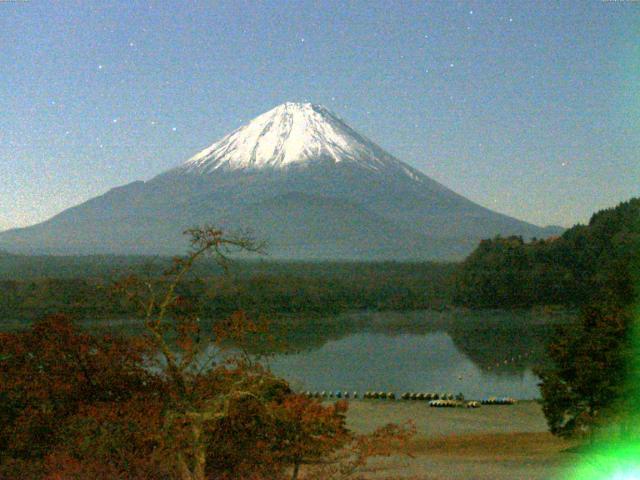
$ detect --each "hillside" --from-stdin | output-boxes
[0,103,558,259]
[453,197,640,308]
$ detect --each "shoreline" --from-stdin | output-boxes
[341,399,576,479]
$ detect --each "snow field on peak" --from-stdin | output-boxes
[181,103,405,175]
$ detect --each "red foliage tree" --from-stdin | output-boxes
[0,314,162,477]
[1,228,415,479]
[269,396,350,479]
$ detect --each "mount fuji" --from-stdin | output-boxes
[0,103,561,259]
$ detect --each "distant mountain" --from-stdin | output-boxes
[0,102,560,260]
[539,225,566,237]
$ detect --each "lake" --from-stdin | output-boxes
[258,309,572,400]
[2,308,573,400]
[268,330,540,399]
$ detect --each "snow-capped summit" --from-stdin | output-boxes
[179,102,417,177]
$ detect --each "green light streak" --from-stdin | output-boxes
[569,441,640,479]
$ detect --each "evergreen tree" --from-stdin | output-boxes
[535,198,640,440]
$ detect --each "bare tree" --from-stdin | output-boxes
[116,227,270,480]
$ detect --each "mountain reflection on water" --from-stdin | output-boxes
[77,309,572,400]
[252,309,572,399]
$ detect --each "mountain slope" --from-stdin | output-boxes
[218,192,476,259]
[0,102,559,259]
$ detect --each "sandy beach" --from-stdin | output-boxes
[343,400,577,479]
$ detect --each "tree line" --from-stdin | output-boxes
[0,261,455,326]
[454,198,640,441]
[453,198,639,310]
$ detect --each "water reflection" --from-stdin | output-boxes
[267,331,542,399]
[69,309,572,399]
[258,309,571,399]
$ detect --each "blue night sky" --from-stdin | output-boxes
[1,0,638,231]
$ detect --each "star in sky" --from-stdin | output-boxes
[0,1,633,232]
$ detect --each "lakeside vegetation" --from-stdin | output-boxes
[4,200,636,324]
[452,198,639,310]
[454,198,640,443]
[0,229,416,479]
[0,259,455,324]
